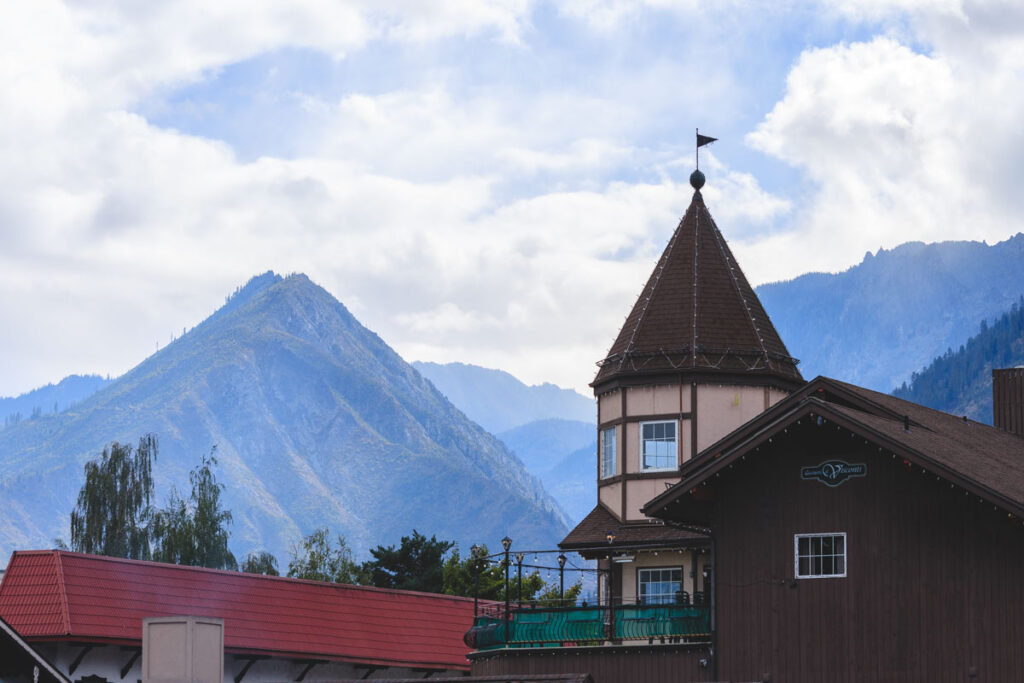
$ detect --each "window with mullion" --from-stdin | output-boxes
[795,533,846,578]
[641,420,677,470]
[600,427,616,479]
[638,567,683,604]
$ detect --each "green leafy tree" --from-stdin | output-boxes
[535,579,583,607]
[152,450,236,570]
[70,435,157,560]
[287,527,365,584]
[363,530,453,593]
[241,551,279,576]
[441,545,572,603]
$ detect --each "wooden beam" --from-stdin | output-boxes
[68,645,94,675]
[354,665,381,680]
[292,660,326,682]
[119,648,141,679]
[232,656,269,683]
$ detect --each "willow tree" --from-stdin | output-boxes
[70,434,157,560]
[151,449,236,570]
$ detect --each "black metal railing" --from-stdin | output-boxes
[464,601,711,650]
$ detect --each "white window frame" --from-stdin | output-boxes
[794,532,847,579]
[600,427,617,479]
[637,566,684,605]
[640,420,677,471]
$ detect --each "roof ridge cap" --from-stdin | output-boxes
[53,551,71,635]
[54,550,477,602]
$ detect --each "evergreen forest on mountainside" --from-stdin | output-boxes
[1,374,111,427]
[757,234,1024,392]
[0,272,569,562]
[893,296,1024,423]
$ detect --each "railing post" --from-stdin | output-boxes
[502,536,512,646]
[470,544,480,617]
[557,553,566,605]
[606,531,616,642]
[515,552,524,608]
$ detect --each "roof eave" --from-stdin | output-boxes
[643,397,1024,522]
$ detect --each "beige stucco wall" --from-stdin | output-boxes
[625,384,687,416]
[768,387,788,407]
[598,390,622,423]
[619,550,696,604]
[599,481,622,518]
[625,477,677,521]
[696,385,771,452]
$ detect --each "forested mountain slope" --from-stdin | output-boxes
[0,272,569,561]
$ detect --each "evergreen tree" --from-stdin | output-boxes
[363,530,453,593]
[70,435,157,560]
[287,527,365,584]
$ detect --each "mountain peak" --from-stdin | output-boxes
[0,274,569,561]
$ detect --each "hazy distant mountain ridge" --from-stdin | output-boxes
[1,374,111,426]
[498,419,596,523]
[757,234,1024,391]
[411,361,597,525]
[893,296,1024,423]
[0,272,569,561]
[412,361,594,433]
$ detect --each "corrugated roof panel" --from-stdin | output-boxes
[0,550,473,669]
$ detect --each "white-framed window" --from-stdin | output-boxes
[600,427,616,479]
[640,420,677,470]
[794,533,846,579]
[638,567,683,604]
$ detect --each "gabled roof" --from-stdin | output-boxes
[0,550,474,671]
[593,189,801,389]
[559,504,705,554]
[0,613,70,683]
[643,376,1024,521]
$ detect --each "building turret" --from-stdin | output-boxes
[561,168,803,611]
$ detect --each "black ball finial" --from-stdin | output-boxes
[690,169,706,190]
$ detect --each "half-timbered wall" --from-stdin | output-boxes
[597,383,788,521]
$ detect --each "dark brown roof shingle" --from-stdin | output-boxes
[593,190,801,388]
[559,505,705,553]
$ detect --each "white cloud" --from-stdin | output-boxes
[743,3,1024,283]
[5,0,1023,399]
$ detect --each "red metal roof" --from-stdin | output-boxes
[0,550,473,671]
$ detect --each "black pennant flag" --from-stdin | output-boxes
[697,133,718,148]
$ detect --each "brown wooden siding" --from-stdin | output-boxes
[993,368,1024,437]
[709,420,1024,682]
[470,644,714,683]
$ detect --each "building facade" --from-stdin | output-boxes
[559,170,802,612]
[468,170,1024,681]
[644,376,1024,681]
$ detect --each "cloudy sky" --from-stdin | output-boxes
[2,0,1023,397]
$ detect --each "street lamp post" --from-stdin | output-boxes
[501,536,512,645]
[470,544,481,617]
[557,553,567,605]
[515,552,525,608]
[606,531,616,642]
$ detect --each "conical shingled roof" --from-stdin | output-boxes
[593,189,802,388]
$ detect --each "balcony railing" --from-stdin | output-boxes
[464,601,711,650]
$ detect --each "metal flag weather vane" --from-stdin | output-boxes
[696,128,717,170]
